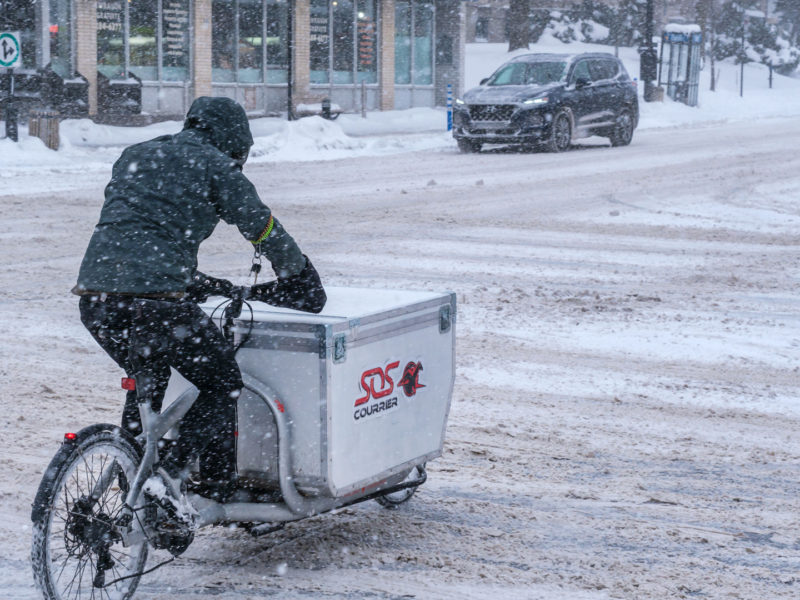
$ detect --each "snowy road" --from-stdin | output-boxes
[2,116,799,599]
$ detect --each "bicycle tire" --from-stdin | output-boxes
[31,424,149,600]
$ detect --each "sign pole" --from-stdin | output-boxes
[287,2,294,121]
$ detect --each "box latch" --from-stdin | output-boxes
[333,334,347,363]
[439,304,452,333]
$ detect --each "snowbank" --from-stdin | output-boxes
[2,39,799,177]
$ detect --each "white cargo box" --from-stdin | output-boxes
[165,287,456,499]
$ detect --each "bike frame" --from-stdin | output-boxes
[119,371,424,532]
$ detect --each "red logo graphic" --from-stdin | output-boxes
[398,361,425,396]
[355,361,400,407]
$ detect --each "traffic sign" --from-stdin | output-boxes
[0,31,22,68]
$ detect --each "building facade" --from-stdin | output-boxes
[0,0,465,117]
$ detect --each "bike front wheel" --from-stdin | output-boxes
[31,424,149,600]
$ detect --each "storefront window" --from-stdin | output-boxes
[129,0,158,81]
[394,1,411,85]
[309,0,329,83]
[266,0,288,83]
[212,0,236,82]
[309,0,377,85]
[413,1,433,85]
[356,0,377,84]
[332,0,353,83]
[97,0,126,79]
[238,0,263,83]
[162,0,190,81]
[49,0,72,77]
[394,0,433,86]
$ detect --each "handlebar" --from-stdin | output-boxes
[222,286,248,320]
[219,286,251,344]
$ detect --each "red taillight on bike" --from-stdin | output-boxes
[121,377,136,391]
[64,432,77,441]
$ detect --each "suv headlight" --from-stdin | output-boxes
[523,97,548,105]
[454,98,465,105]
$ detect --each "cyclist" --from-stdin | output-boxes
[73,97,325,516]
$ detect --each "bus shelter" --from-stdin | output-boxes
[658,23,702,107]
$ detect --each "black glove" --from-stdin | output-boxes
[185,272,235,303]
[250,256,326,314]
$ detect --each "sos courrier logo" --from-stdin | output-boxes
[353,360,425,421]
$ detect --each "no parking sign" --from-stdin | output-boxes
[0,31,22,68]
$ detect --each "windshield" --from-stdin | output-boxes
[486,61,567,86]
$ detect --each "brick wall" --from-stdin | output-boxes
[293,0,311,106]
[75,0,97,115]
[193,0,212,98]
[379,0,395,110]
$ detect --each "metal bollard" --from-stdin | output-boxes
[361,81,367,119]
[446,83,453,132]
[322,97,331,120]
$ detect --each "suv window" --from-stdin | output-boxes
[590,59,619,81]
[570,60,591,84]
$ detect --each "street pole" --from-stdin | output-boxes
[287,0,294,120]
[641,0,658,102]
[709,0,716,92]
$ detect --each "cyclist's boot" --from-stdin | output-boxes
[143,466,198,530]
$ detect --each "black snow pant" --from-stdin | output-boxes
[79,294,242,483]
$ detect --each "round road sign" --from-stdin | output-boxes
[0,32,22,68]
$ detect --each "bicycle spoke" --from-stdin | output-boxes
[87,551,99,600]
[108,546,133,562]
[61,552,84,599]
[54,548,73,586]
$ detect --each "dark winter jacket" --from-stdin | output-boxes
[75,96,304,295]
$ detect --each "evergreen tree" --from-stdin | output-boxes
[615,0,647,47]
[714,0,799,73]
[775,0,800,45]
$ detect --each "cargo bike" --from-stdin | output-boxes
[31,286,456,600]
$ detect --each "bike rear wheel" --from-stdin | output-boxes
[31,425,148,600]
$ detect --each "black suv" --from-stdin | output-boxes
[453,53,639,153]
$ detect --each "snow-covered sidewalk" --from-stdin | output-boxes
[3,39,800,179]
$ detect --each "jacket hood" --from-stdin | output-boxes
[183,96,254,160]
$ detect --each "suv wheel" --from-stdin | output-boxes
[544,111,571,153]
[457,138,482,153]
[609,109,634,147]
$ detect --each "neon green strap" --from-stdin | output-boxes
[252,216,274,244]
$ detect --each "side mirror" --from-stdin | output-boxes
[480,78,489,86]
[575,77,590,89]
